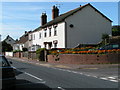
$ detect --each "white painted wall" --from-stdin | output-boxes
[31,22,65,50]
[65,5,111,48]
[5,52,13,57]
[13,44,24,51]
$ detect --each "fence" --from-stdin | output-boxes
[13,51,47,61]
[13,51,37,60]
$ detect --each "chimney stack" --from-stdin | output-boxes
[41,13,47,26]
[52,5,59,19]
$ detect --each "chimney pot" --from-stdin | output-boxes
[41,13,47,26]
[52,6,59,19]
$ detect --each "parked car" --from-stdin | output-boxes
[0,55,16,90]
[99,44,120,50]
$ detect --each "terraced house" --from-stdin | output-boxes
[28,3,112,51]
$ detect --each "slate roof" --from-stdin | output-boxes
[15,31,31,44]
[33,3,112,33]
[4,35,15,42]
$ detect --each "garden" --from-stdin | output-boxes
[49,46,120,55]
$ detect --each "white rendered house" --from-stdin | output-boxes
[29,3,112,51]
[13,31,30,51]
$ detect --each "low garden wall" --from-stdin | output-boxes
[47,53,120,64]
[13,51,37,60]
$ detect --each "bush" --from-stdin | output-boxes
[2,41,13,52]
[23,48,28,52]
[36,48,46,61]
[13,50,22,53]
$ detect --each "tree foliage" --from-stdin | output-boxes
[2,41,13,52]
[112,25,120,36]
[102,33,109,40]
[36,48,45,61]
[22,48,28,52]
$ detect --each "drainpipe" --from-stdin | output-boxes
[65,21,67,48]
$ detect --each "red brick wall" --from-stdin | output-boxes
[13,52,38,60]
[13,52,22,58]
[47,54,120,64]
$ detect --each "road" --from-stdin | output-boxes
[8,58,118,90]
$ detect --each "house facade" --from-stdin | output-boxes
[29,3,112,51]
[13,31,31,51]
[3,35,16,47]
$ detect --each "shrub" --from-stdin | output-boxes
[13,50,22,53]
[36,48,46,61]
[22,48,28,52]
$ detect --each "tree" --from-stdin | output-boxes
[36,48,45,61]
[102,33,109,40]
[2,41,13,52]
[102,33,109,45]
[112,25,120,36]
[22,48,28,52]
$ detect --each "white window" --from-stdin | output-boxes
[49,28,51,37]
[34,34,35,40]
[29,34,32,40]
[44,30,47,37]
[39,33,41,39]
[54,27,57,36]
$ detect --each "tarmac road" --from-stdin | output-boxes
[7,58,119,90]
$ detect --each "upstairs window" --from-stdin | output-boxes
[33,34,35,40]
[39,33,41,39]
[54,27,57,36]
[34,34,35,40]
[44,30,47,37]
[49,28,51,37]
[29,34,32,40]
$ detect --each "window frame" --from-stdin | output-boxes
[49,28,51,37]
[54,27,57,36]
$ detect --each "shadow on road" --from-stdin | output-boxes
[15,79,51,90]
[14,69,23,76]
[13,70,51,89]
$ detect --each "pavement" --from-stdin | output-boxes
[6,56,119,70]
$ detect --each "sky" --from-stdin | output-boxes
[0,1,119,41]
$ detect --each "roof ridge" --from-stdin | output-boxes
[33,3,112,32]
[40,4,90,28]
[60,3,89,16]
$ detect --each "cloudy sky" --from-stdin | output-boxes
[0,1,119,40]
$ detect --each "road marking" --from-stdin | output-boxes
[109,80,118,82]
[92,76,97,78]
[58,86,65,90]
[79,72,83,74]
[100,77,108,80]
[86,75,91,77]
[12,66,44,82]
[72,71,79,74]
[66,70,72,72]
[108,77,116,79]
[24,72,43,81]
